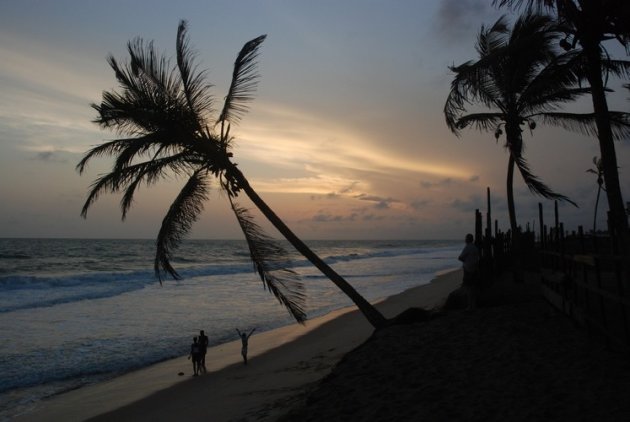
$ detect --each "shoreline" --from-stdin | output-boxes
[14,269,463,421]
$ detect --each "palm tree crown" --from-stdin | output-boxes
[494,0,630,247]
[445,13,587,234]
[78,21,389,328]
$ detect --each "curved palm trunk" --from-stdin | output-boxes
[229,165,388,329]
[583,41,629,252]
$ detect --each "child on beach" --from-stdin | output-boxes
[188,336,202,376]
[458,233,480,310]
[236,328,256,365]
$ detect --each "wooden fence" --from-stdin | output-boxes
[537,202,630,351]
[472,190,630,351]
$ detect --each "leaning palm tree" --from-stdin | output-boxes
[586,156,605,233]
[445,14,583,241]
[77,21,387,328]
[494,0,630,248]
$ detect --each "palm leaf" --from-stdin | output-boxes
[155,170,210,281]
[539,111,630,140]
[175,20,214,129]
[217,34,267,128]
[511,150,577,206]
[454,113,504,133]
[229,198,306,323]
[600,58,630,80]
[80,153,194,219]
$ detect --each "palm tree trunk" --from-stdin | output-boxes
[583,41,629,253]
[506,154,523,282]
[229,165,388,329]
[506,155,517,235]
[593,185,601,233]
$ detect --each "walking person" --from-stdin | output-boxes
[198,330,209,373]
[235,328,256,365]
[458,233,480,310]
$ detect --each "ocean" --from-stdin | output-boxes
[0,238,461,420]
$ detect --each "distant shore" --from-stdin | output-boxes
[15,269,463,421]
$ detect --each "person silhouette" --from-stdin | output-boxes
[458,233,480,310]
[188,336,202,376]
[235,328,256,365]
[198,330,209,373]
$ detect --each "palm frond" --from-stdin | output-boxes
[453,112,504,133]
[511,150,577,206]
[600,58,630,81]
[492,0,554,14]
[445,62,504,134]
[76,137,142,174]
[80,152,194,219]
[217,35,267,128]
[539,111,630,140]
[518,50,584,111]
[175,20,213,128]
[94,37,208,142]
[127,37,177,98]
[229,198,306,324]
[155,170,210,281]
[476,16,509,58]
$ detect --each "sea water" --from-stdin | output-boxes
[0,238,460,419]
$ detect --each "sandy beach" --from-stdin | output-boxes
[16,266,630,421]
[14,269,462,421]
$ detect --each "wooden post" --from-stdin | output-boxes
[475,209,482,249]
[538,202,544,248]
[486,187,492,239]
[554,200,560,247]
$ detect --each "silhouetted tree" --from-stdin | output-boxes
[78,21,387,328]
[445,14,584,240]
[494,0,630,250]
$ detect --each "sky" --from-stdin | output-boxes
[0,0,628,240]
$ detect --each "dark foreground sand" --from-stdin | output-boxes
[281,273,630,421]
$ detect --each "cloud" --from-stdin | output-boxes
[239,102,471,180]
[311,211,358,223]
[354,193,399,210]
[449,194,483,213]
[434,0,497,43]
[33,151,67,163]
[410,199,431,210]
[420,177,455,189]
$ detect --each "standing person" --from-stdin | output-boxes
[198,330,209,373]
[235,328,256,365]
[188,336,202,376]
[458,233,480,310]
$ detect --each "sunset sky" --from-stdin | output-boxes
[1,0,628,240]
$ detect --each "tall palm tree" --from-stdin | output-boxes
[586,156,605,233]
[494,0,630,249]
[77,21,387,329]
[445,14,584,240]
